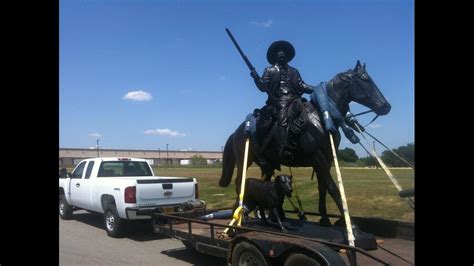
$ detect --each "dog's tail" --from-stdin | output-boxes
[219,133,236,187]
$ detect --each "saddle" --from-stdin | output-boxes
[247,98,308,170]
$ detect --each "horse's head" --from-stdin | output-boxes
[338,60,391,115]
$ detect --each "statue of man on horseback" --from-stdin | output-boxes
[222,29,392,227]
[250,40,316,161]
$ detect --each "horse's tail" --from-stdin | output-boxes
[219,133,236,187]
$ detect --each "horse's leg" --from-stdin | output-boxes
[313,149,345,226]
[314,166,331,227]
[261,165,274,182]
[320,163,345,223]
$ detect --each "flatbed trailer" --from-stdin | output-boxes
[152,209,414,265]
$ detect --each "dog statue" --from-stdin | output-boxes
[243,175,293,232]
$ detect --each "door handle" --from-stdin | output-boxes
[76,183,80,188]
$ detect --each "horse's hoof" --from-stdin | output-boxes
[320,217,332,227]
[298,211,307,221]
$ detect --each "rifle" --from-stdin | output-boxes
[225,28,278,105]
[225,28,256,73]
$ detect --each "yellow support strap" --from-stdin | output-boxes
[223,137,250,234]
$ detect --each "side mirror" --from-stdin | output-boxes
[59,168,69,179]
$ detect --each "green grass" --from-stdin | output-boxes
[153,166,414,222]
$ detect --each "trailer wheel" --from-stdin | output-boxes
[104,204,127,238]
[284,253,321,266]
[232,240,269,266]
[59,195,73,220]
[284,248,345,266]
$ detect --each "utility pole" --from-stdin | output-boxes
[158,148,161,165]
[96,139,100,157]
[166,144,169,165]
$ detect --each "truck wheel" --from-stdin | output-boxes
[59,195,73,220]
[232,241,268,266]
[104,204,127,238]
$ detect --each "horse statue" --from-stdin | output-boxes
[218,60,391,226]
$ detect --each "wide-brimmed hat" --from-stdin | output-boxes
[266,40,295,65]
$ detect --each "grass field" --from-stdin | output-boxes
[152,166,414,223]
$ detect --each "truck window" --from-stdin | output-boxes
[71,161,87,179]
[84,161,95,179]
[97,161,153,177]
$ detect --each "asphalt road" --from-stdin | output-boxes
[59,210,227,265]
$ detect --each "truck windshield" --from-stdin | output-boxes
[97,161,153,177]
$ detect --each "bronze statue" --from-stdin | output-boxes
[219,61,391,226]
[223,29,391,226]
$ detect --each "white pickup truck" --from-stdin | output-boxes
[59,157,202,237]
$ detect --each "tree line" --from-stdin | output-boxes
[187,142,414,168]
[337,142,414,167]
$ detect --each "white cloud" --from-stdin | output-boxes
[251,19,273,28]
[88,133,103,138]
[123,90,153,101]
[368,124,381,128]
[180,147,193,151]
[144,128,186,137]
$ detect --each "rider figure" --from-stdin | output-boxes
[251,40,314,160]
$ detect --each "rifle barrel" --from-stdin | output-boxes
[225,28,255,71]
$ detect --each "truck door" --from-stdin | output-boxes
[70,161,94,210]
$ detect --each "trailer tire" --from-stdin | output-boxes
[284,248,345,266]
[104,204,127,238]
[59,195,73,220]
[232,241,268,266]
[284,253,321,266]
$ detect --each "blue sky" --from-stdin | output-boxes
[60,0,414,157]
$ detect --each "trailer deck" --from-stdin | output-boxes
[153,209,414,265]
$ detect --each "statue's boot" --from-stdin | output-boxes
[277,126,294,161]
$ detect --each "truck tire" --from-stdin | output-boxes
[284,249,345,266]
[104,204,127,238]
[59,195,73,220]
[232,240,269,266]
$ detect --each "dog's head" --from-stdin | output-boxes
[276,175,293,197]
